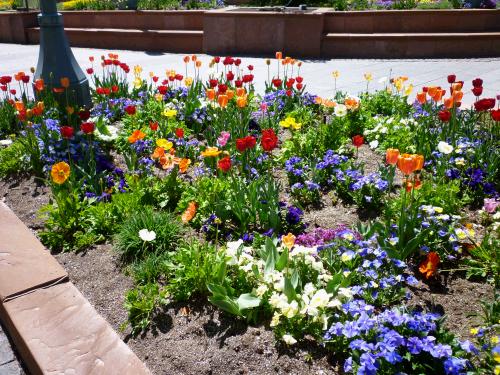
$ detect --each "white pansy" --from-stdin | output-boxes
[255,284,268,297]
[434,206,444,213]
[341,251,354,262]
[281,300,299,318]
[437,141,453,154]
[334,104,347,117]
[369,140,379,149]
[303,283,316,297]
[327,298,342,309]
[270,312,281,327]
[138,229,156,242]
[0,139,13,146]
[310,289,332,309]
[282,334,297,345]
[338,287,353,300]
[97,125,119,142]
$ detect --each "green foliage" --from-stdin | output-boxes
[114,207,185,262]
[122,283,169,335]
[166,241,226,301]
[0,141,28,178]
[0,101,17,137]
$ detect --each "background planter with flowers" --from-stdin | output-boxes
[1,8,500,57]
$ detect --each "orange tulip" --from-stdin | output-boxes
[444,97,454,109]
[226,89,234,100]
[60,77,70,88]
[206,89,216,101]
[236,87,246,97]
[275,51,282,60]
[217,94,228,108]
[419,252,440,279]
[433,89,444,102]
[416,92,427,104]
[397,153,417,175]
[14,72,25,81]
[282,233,296,249]
[236,95,247,108]
[183,56,190,63]
[427,86,438,98]
[191,55,197,62]
[34,79,45,92]
[452,82,463,91]
[14,101,25,112]
[452,90,463,103]
[345,97,359,110]
[195,60,202,68]
[413,154,424,171]
[386,148,400,165]
[181,201,197,223]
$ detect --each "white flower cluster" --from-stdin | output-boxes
[223,240,354,345]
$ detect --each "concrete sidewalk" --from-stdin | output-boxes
[1,43,499,105]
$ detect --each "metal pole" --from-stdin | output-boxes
[34,0,91,108]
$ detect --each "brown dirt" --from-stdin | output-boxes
[407,275,494,340]
[0,172,495,375]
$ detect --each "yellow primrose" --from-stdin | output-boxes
[163,109,178,118]
[156,138,173,150]
[470,328,479,335]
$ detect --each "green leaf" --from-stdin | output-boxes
[284,276,297,302]
[207,283,227,297]
[275,247,289,272]
[208,296,241,316]
[291,268,299,289]
[236,294,261,310]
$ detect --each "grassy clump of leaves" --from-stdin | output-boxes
[114,207,185,262]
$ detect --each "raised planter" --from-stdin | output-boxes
[1,8,499,58]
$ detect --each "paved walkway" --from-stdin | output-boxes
[1,43,500,105]
[0,323,24,375]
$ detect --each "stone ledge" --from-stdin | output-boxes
[1,282,150,375]
[0,201,68,302]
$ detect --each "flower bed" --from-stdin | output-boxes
[0,54,499,374]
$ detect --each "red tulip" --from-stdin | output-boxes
[78,109,91,121]
[80,122,95,134]
[447,74,456,84]
[60,126,74,139]
[149,121,159,131]
[471,86,483,97]
[438,110,451,122]
[491,109,500,122]
[124,105,136,115]
[472,78,483,88]
[352,135,364,148]
[261,129,278,152]
[474,98,496,112]
[217,156,231,173]
[86,68,94,75]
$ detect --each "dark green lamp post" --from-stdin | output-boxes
[34,0,91,108]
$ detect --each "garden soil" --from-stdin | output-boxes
[0,161,494,375]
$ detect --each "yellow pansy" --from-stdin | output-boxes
[163,109,178,118]
[201,146,221,158]
[156,139,173,150]
[279,117,302,130]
